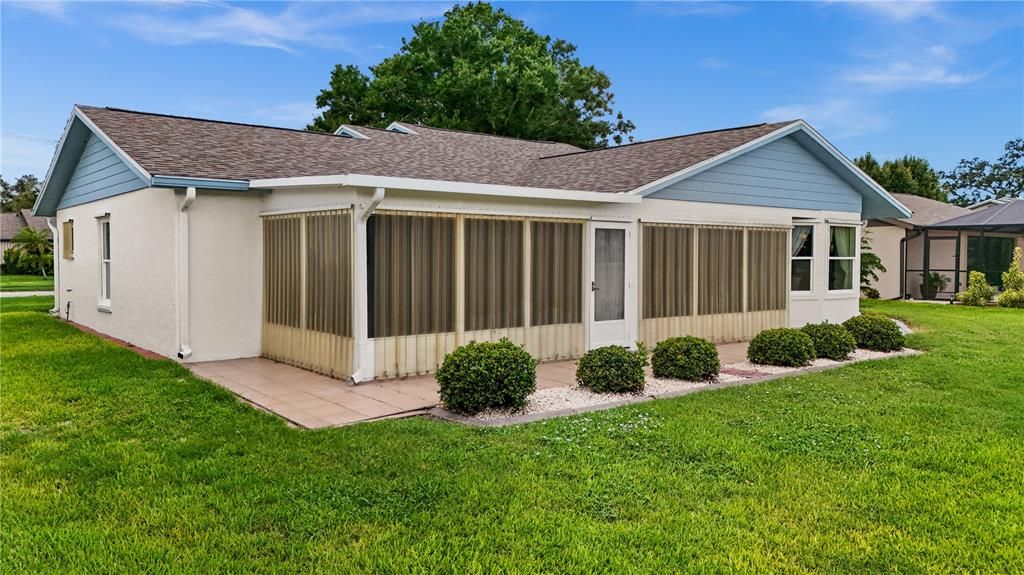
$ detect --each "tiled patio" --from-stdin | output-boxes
[190,341,751,429]
[189,357,580,429]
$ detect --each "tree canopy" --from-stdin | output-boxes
[308,2,635,149]
[941,138,1024,206]
[1,175,41,213]
[854,153,944,202]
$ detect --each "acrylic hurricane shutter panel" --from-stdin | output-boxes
[642,224,693,319]
[464,218,524,331]
[748,229,788,312]
[261,210,354,378]
[697,227,743,315]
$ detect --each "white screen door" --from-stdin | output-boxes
[589,221,634,348]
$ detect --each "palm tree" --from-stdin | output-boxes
[11,227,53,278]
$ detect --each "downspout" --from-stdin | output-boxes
[45,218,59,315]
[350,187,385,384]
[176,186,196,360]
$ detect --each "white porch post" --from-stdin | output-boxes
[351,187,384,383]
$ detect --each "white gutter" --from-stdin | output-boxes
[350,187,385,384]
[176,186,196,360]
[248,174,640,204]
[45,218,59,314]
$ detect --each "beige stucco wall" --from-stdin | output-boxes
[54,182,868,374]
[187,192,263,362]
[55,187,179,356]
[866,223,906,299]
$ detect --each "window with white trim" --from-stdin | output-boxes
[99,217,111,306]
[828,225,856,291]
[791,225,813,292]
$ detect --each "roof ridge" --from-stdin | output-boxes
[80,105,351,140]
[536,121,796,160]
[392,121,579,147]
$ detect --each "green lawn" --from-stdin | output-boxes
[0,273,53,292]
[2,298,1021,573]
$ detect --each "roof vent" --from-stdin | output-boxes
[334,125,370,139]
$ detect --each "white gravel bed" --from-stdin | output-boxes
[463,347,918,424]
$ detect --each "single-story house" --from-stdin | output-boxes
[868,194,1024,300]
[33,105,910,381]
[1,208,52,252]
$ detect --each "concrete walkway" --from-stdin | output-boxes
[191,342,751,429]
[0,291,52,298]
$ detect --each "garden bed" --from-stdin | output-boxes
[431,347,921,427]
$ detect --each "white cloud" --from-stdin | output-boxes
[26,2,449,53]
[832,1,941,23]
[843,61,986,91]
[698,57,731,70]
[1,133,59,178]
[761,98,887,139]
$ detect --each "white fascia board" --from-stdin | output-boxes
[249,173,641,204]
[34,107,77,214]
[630,122,803,197]
[385,122,418,135]
[73,106,153,184]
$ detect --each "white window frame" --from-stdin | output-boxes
[827,224,857,293]
[98,216,111,310]
[790,224,814,294]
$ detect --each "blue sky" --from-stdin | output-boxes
[2,1,1021,180]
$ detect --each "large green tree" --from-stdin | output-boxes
[941,138,1024,206]
[1,175,41,212]
[308,2,635,149]
[854,153,944,202]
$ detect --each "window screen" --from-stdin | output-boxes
[263,216,302,328]
[305,212,352,336]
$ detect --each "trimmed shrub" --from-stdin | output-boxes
[436,338,536,415]
[576,343,649,394]
[801,322,857,361]
[651,336,719,381]
[997,288,1024,308]
[842,315,905,352]
[997,247,1024,308]
[746,328,815,367]
[956,271,996,306]
[861,287,881,300]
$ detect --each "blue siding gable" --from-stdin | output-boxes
[647,135,862,213]
[57,132,148,210]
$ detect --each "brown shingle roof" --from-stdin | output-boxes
[77,106,794,194]
[0,210,51,241]
[889,193,970,226]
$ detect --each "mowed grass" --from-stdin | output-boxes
[0,273,53,292]
[2,298,1022,573]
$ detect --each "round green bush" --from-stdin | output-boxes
[842,314,905,352]
[651,336,719,381]
[746,328,815,367]
[801,322,857,361]
[436,338,536,415]
[997,289,1024,308]
[576,343,649,394]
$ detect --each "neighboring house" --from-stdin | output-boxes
[868,194,1024,300]
[33,105,909,381]
[0,209,52,253]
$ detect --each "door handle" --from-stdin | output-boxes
[591,281,600,292]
